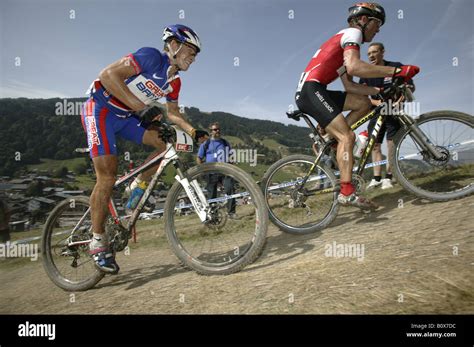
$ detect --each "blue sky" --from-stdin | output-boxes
[1,0,473,124]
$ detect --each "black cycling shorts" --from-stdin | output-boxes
[295,82,347,128]
[367,113,401,143]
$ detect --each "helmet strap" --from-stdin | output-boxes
[172,43,183,59]
[356,18,373,43]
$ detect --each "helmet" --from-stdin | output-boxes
[347,2,386,26]
[162,24,201,53]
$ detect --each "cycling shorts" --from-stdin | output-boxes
[295,82,346,128]
[80,97,146,158]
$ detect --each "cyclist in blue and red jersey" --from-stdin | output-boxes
[81,24,208,273]
[295,2,419,209]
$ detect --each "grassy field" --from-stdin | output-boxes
[28,157,88,172]
[225,135,245,146]
[73,174,96,190]
[262,138,290,155]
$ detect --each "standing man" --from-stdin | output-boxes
[81,24,208,274]
[0,198,11,244]
[359,42,415,190]
[295,2,419,209]
[197,122,237,219]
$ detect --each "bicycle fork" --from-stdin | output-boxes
[399,113,446,160]
[174,169,209,222]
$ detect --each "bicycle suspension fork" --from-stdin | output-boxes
[397,112,446,160]
[173,160,209,222]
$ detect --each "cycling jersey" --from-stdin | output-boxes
[297,28,363,89]
[87,47,181,117]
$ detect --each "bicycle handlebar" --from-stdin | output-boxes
[374,77,414,103]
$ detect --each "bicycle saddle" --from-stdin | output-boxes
[286,110,304,121]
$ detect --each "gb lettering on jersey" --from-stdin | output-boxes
[127,76,167,104]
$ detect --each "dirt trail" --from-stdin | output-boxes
[1,190,473,314]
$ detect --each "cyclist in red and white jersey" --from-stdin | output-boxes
[295,2,419,209]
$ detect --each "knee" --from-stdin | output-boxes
[373,144,382,153]
[360,97,372,112]
[144,130,166,150]
[152,137,166,150]
[340,131,356,146]
[96,174,116,188]
[357,97,371,112]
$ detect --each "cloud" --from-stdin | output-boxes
[0,80,70,98]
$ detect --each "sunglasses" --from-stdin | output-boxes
[369,17,383,27]
[211,128,220,131]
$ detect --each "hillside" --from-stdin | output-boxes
[0,98,312,177]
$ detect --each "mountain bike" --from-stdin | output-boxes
[42,123,268,291]
[261,79,474,234]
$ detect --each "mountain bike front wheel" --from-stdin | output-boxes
[261,154,339,234]
[392,111,474,201]
[164,162,268,275]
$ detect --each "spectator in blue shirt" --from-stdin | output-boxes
[197,122,237,218]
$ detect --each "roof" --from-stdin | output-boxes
[0,184,13,191]
[9,220,28,225]
[11,184,28,190]
[43,187,65,193]
[32,197,55,204]
[9,179,30,184]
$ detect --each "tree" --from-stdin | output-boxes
[53,166,69,178]
[73,162,88,175]
[26,180,44,197]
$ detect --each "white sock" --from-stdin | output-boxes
[90,232,108,249]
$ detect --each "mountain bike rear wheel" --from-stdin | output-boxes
[42,196,104,291]
[261,154,339,234]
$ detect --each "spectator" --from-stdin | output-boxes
[0,198,11,243]
[197,122,237,219]
[359,42,415,189]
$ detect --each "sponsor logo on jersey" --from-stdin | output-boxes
[135,80,166,101]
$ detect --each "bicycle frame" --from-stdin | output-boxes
[294,94,420,192]
[292,102,386,191]
[69,133,210,248]
[107,142,210,235]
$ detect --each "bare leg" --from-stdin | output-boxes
[372,143,383,177]
[343,94,372,126]
[386,139,394,174]
[137,129,167,182]
[325,114,355,183]
[90,155,118,235]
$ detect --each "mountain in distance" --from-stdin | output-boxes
[0,98,313,176]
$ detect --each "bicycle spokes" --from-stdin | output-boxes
[395,114,474,197]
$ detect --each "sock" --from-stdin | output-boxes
[340,181,355,196]
[385,173,393,180]
[90,232,108,249]
[374,175,382,182]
